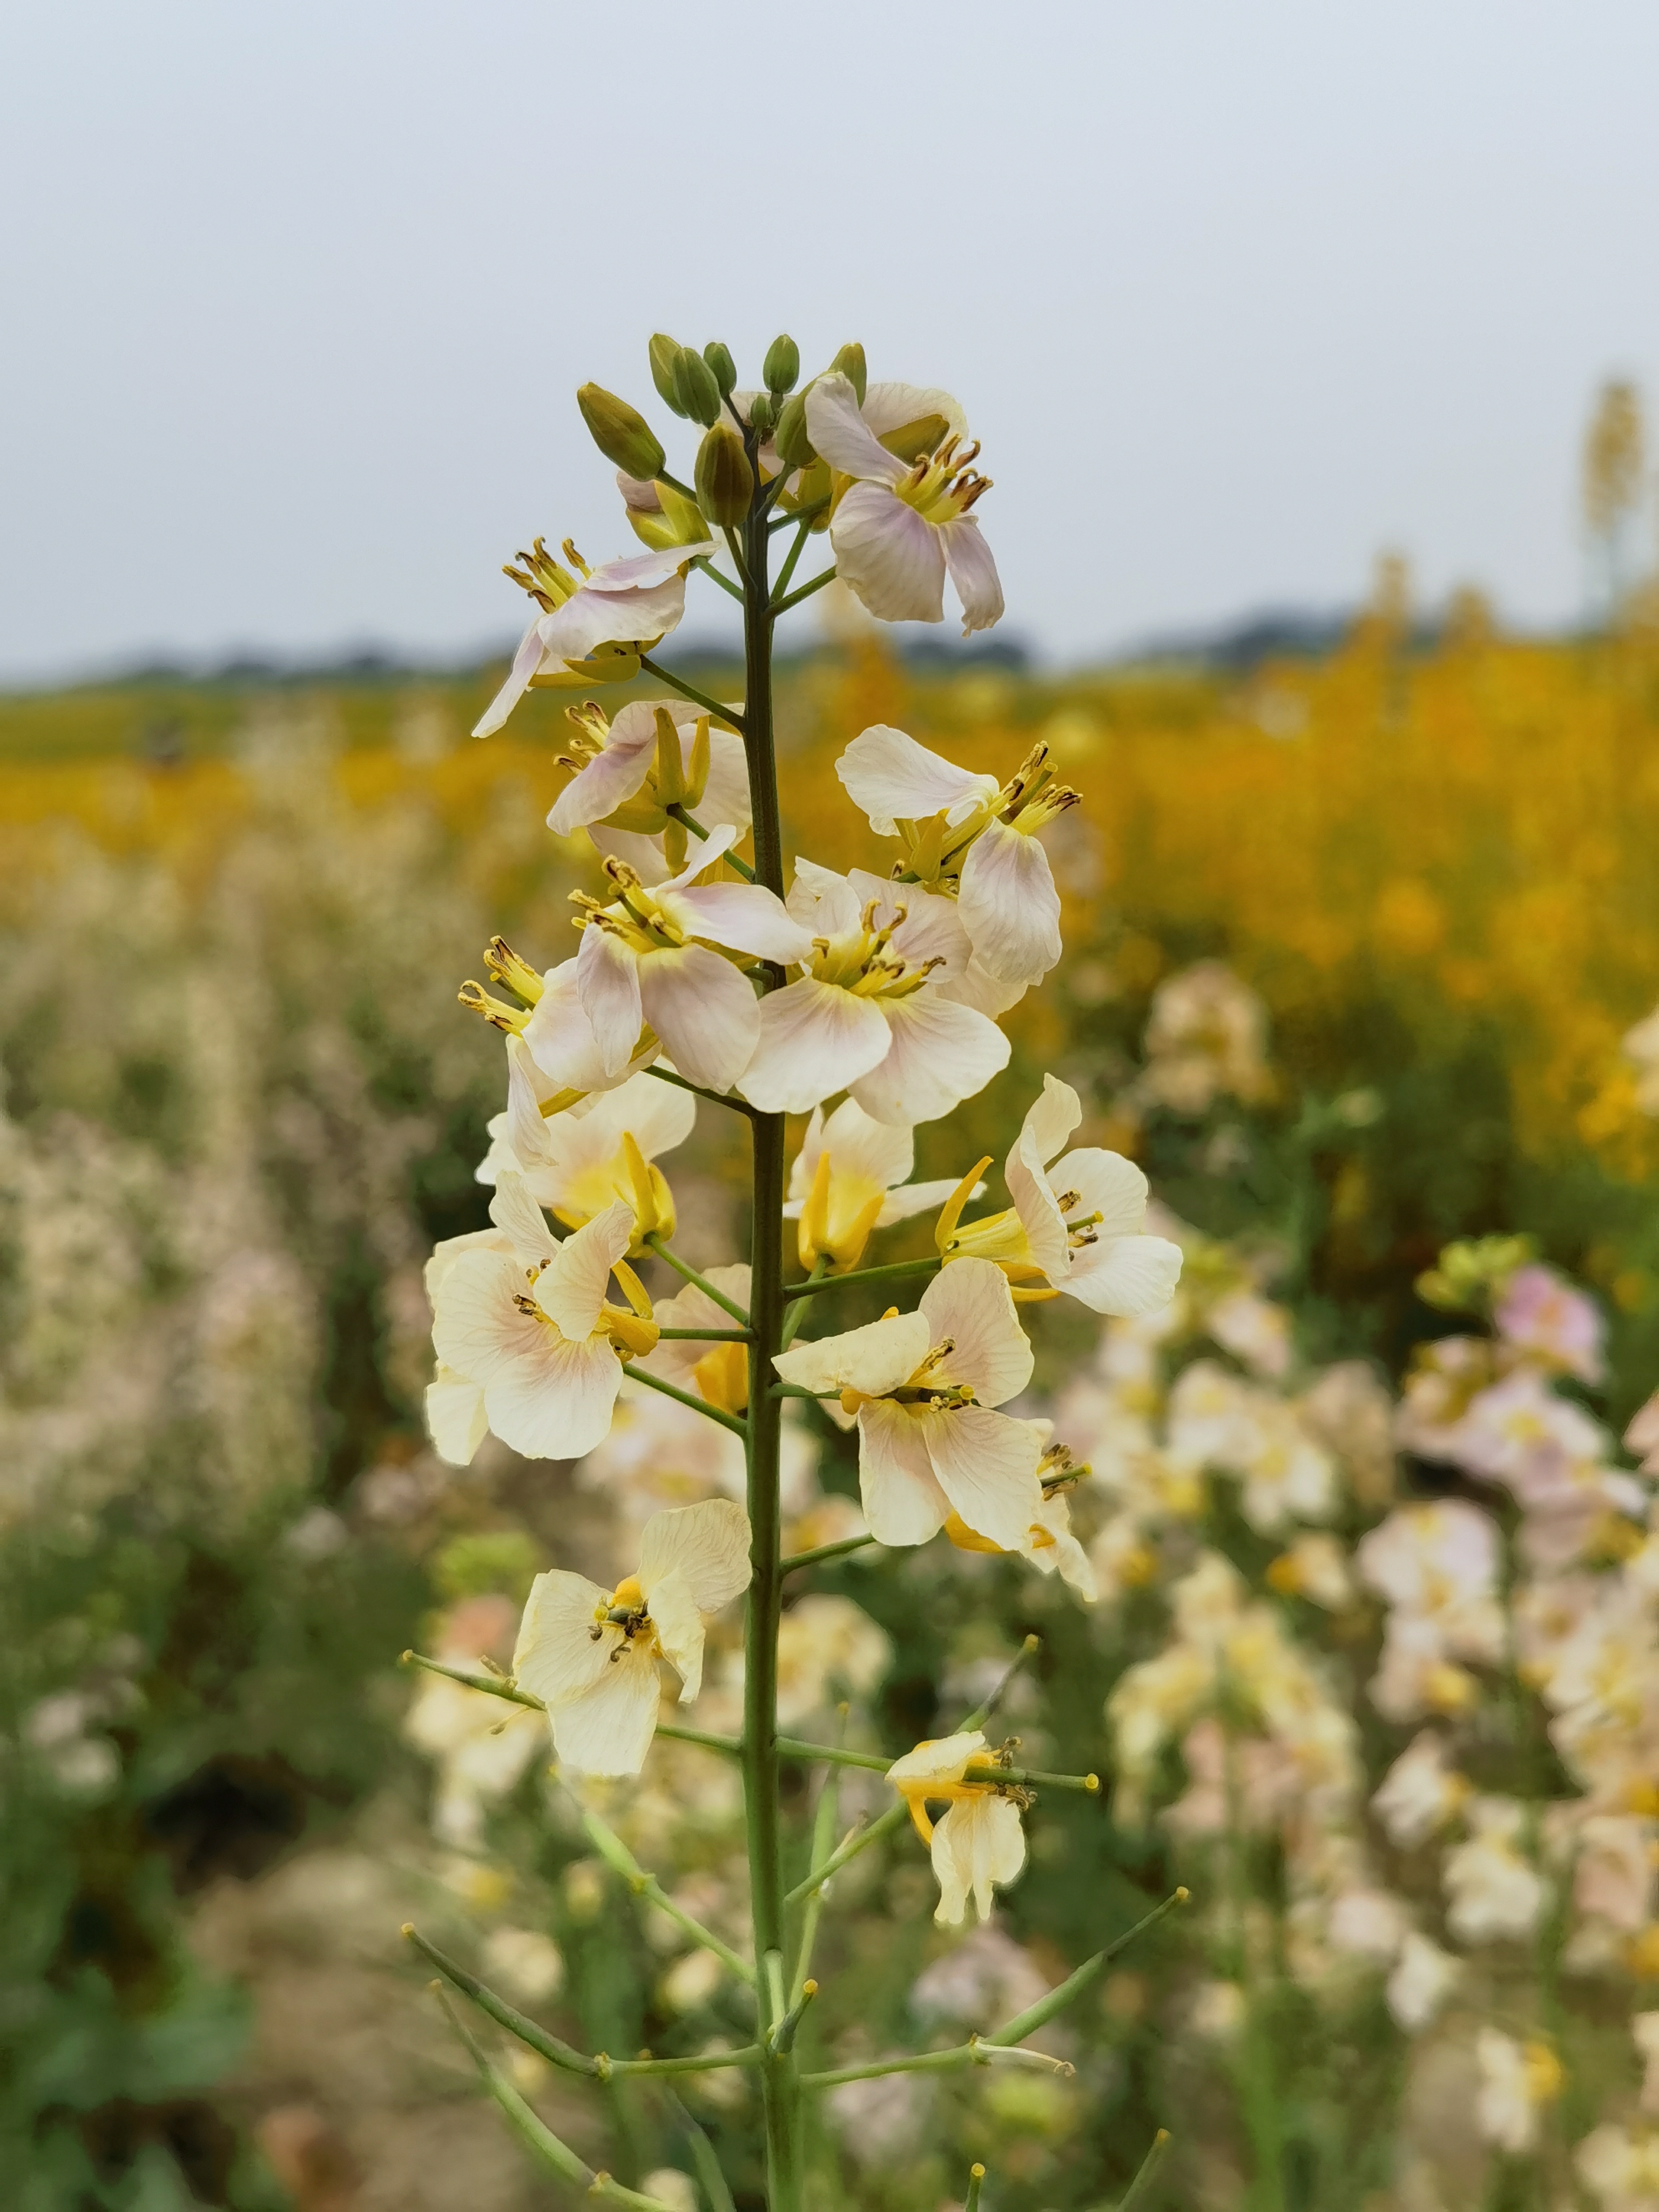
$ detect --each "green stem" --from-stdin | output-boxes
[622,1363,748,1438]
[787,1255,943,1298]
[1117,2129,1173,2210]
[691,554,744,604]
[780,1533,878,1575]
[784,1802,910,1907]
[770,566,838,622]
[665,801,757,879]
[770,515,814,605]
[655,1326,753,1341]
[768,494,828,534]
[575,1803,756,1985]
[780,1253,830,1348]
[960,1635,1041,1731]
[637,655,744,733]
[792,1741,845,1998]
[643,1064,759,1120]
[401,1650,542,1708]
[643,1235,752,1320]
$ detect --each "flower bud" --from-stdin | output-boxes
[576,385,665,481]
[703,341,737,398]
[748,392,775,436]
[773,392,816,470]
[828,343,867,407]
[649,333,690,415]
[673,347,723,429]
[763,334,799,394]
[695,420,754,527]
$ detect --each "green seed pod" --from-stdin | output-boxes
[703,341,737,398]
[763,334,800,395]
[773,391,816,470]
[694,420,754,527]
[575,385,666,481]
[828,342,867,407]
[649,333,687,416]
[673,347,723,429]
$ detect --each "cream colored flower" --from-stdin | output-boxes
[1445,1797,1549,1943]
[784,1098,975,1273]
[637,1264,753,1418]
[1475,2026,1561,2154]
[549,697,751,877]
[1372,1731,1469,1849]
[940,1076,1183,1316]
[514,1499,751,1776]
[478,1063,694,1254]
[427,1184,658,1463]
[1385,1932,1459,2033]
[772,1259,1043,1550]
[942,1442,1098,1601]
[1577,2119,1659,2210]
[886,1730,1028,1923]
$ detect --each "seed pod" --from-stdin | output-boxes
[673,347,723,429]
[703,341,737,397]
[649,333,687,415]
[695,420,754,527]
[828,342,867,407]
[575,385,666,481]
[763,334,800,395]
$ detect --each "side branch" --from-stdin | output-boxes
[644,1065,759,1120]
[637,654,744,732]
[622,1364,749,1437]
[787,1255,943,1299]
[575,1802,757,1986]
[644,1235,753,1319]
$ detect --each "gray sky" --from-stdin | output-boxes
[3,2,1656,682]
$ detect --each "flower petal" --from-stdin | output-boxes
[940,516,1004,636]
[426,1370,488,1466]
[662,881,814,963]
[638,1496,752,1615]
[559,1069,697,1167]
[548,1649,664,1776]
[425,1225,512,1305]
[514,1568,614,1705]
[785,857,865,940]
[738,979,892,1115]
[485,1330,624,1460]
[1066,1233,1185,1317]
[474,616,550,740]
[576,926,645,1077]
[849,867,975,976]
[886,1730,985,1788]
[876,1176,976,1226]
[920,1259,1033,1405]
[489,1169,560,1271]
[645,1568,708,1701]
[956,819,1060,986]
[918,1404,1045,1552]
[547,702,662,836]
[535,570,690,663]
[835,725,995,837]
[524,957,656,1095]
[858,1399,951,1546]
[830,483,948,625]
[774,1310,932,1397]
[860,382,968,449]
[784,1105,830,1213]
[534,1201,635,1338]
[431,1246,542,1386]
[1055,1145,1151,1240]
[804,372,908,485]
[699,729,753,835]
[821,1097,914,1193]
[638,944,761,1093]
[849,991,1010,1127]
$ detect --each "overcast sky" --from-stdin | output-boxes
[2,2,1656,683]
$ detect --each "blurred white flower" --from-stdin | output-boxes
[1385,1932,1459,2032]
[1445,1798,1549,1944]
[1475,2026,1561,2154]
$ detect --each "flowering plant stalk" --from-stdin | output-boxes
[406,332,1185,2210]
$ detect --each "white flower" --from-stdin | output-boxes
[772,1259,1043,1550]
[941,1076,1183,1316]
[1355,1501,1504,1661]
[835,725,1079,989]
[514,1498,751,1777]
[1372,1731,1469,1849]
[637,1264,753,1418]
[1577,2119,1659,2210]
[1264,1533,1353,1609]
[886,1730,1028,1923]
[1444,1797,1549,1943]
[737,861,1009,1124]
[427,1184,658,1463]
[777,1595,892,1728]
[575,831,812,1093]
[942,1441,1098,1600]
[1137,960,1272,1116]
[1475,2027,1561,2154]
[784,1098,975,1272]
[474,539,716,739]
[1624,1003,1659,1115]
[803,373,1002,636]
[477,1062,693,1254]
[1385,1932,1459,2032]
[548,697,751,862]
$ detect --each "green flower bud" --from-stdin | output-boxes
[773,391,816,470]
[695,420,754,527]
[673,347,723,429]
[748,392,775,436]
[575,385,666,481]
[763,334,800,395]
[649,333,687,416]
[703,341,737,398]
[828,343,867,407]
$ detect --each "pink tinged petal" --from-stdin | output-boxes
[425,1225,514,1305]
[821,1097,914,1191]
[835,725,995,837]
[426,1373,488,1466]
[830,483,948,625]
[638,945,761,1092]
[857,1400,951,1546]
[920,1259,1033,1405]
[638,1497,752,1615]
[700,729,753,835]
[848,992,1010,1128]
[431,1247,544,1387]
[484,1330,623,1460]
[548,1649,664,1777]
[576,926,645,1076]
[535,572,689,666]
[662,881,815,963]
[489,1170,560,1271]
[934,956,1029,1018]
[585,544,718,590]
[547,707,660,837]
[957,819,1060,986]
[849,868,974,975]
[738,980,892,1115]
[523,959,647,1095]
[939,515,1004,636]
[645,1570,707,1701]
[505,1037,559,1170]
[534,1200,633,1337]
[785,857,865,939]
[804,372,909,485]
[784,1107,829,1212]
[1022,1075,1083,1168]
[774,1311,933,1398]
[1066,1235,1185,1317]
[860,381,968,447]
[567,1070,697,1165]
[473,616,548,739]
[514,1568,615,1705]
[876,1176,978,1226]
[920,1404,1046,1553]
